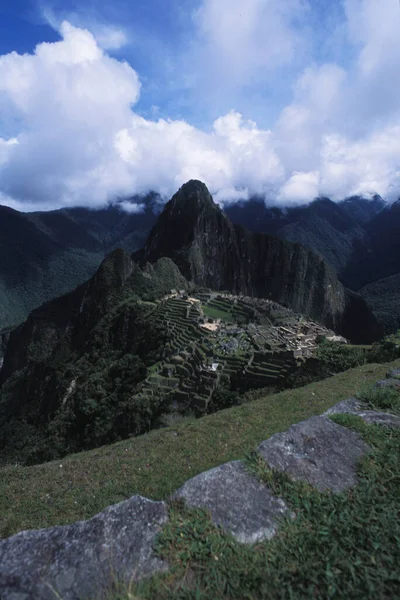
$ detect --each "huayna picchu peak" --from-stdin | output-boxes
[134,181,380,343]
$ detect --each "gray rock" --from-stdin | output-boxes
[386,368,400,380]
[257,416,369,493]
[173,460,292,544]
[0,496,168,600]
[323,399,400,429]
[323,397,363,415]
[374,378,400,389]
[354,411,400,429]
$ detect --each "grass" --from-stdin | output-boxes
[128,416,399,599]
[1,359,399,539]
[201,305,234,323]
[357,384,400,414]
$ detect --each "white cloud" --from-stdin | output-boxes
[117,201,145,214]
[89,25,128,51]
[0,22,140,208]
[192,0,309,86]
[0,0,400,211]
[278,171,319,204]
[41,5,129,50]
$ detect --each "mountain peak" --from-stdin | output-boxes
[167,180,218,215]
[133,181,377,341]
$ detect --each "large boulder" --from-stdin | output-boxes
[0,496,168,600]
[257,416,369,492]
[173,460,293,544]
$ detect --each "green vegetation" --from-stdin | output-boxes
[361,274,400,335]
[201,304,234,322]
[0,296,169,466]
[369,329,400,363]
[1,358,399,538]
[357,384,400,414]
[0,203,157,330]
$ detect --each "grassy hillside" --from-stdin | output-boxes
[1,358,399,539]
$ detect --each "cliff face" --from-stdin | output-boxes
[134,180,378,341]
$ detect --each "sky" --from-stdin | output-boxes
[0,0,399,211]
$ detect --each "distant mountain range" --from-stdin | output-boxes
[0,196,160,329]
[0,186,399,332]
[225,195,400,333]
[225,195,385,275]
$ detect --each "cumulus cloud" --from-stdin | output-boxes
[41,4,129,50]
[192,0,308,87]
[0,0,400,211]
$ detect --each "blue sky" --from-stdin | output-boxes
[0,0,308,127]
[0,0,399,210]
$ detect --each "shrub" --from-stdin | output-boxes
[357,384,400,414]
[368,330,400,363]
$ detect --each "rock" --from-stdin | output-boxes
[374,378,400,389]
[0,496,168,600]
[354,411,400,429]
[386,368,400,380]
[323,397,363,415]
[257,416,369,493]
[323,398,400,429]
[173,460,292,544]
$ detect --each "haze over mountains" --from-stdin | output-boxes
[1,185,399,334]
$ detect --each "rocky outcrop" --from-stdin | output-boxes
[173,460,293,544]
[387,368,400,380]
[256,416,369,492]
[0,496,168,600]
[134,180,380,343]
[375,378,400,389]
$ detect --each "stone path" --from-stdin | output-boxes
[0,376,399,599]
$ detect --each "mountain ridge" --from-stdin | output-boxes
[0,184,397,335]
[133,180,380,342]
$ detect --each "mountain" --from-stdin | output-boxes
[341,200,400,290]
[0,198,159,329]
[224,193,400,334]
[224,195,385,274]
[1,187,396,336]
[134,180,380,341]
[359,273,400,335]
[0,249,190,463]
[0,180,382,467]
